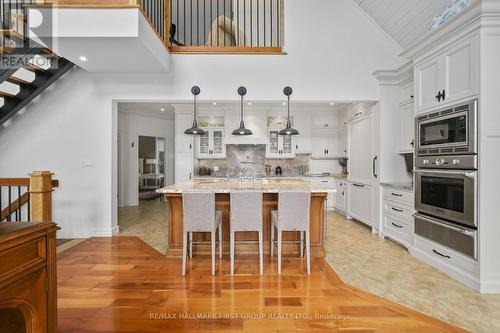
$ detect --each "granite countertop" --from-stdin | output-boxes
[157,179,337,194]
[380,182,414,191]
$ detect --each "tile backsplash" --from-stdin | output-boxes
[195,145,310,176]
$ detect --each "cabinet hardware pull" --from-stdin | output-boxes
[189,144,192,149]
[442,89,446,101]
[411,139,414,147]
[373,155,378,179]
[391,222,403,229]
[353,183,364,188]
[341,191,344,195]
[435,91,442,102]
[392,207,404,213]
[296,145,298,150]
[433,249,451,259]
[391,193,403,197]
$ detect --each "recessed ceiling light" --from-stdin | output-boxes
[282,102,287,106]
[212,102,217,106]
[79,56,88,62]
[248,102,252,106]
[330,102,335,106]
[160,108,165,112]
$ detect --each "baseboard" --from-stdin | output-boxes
[480,276,500,294]
[93,226,119,237]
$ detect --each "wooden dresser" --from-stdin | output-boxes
[0,222,58,333]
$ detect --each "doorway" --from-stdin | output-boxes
[138,136,166,201]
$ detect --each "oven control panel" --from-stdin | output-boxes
[416,155,477,170]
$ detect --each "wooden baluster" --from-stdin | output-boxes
[29,171,54,222]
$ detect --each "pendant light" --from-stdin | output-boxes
[232,86,253,136]
[279,86,299,135]
[184,86,206,135]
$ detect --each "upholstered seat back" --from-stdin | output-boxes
[277,191,311,231]
[230,191,263,232]
[182,191,216,232]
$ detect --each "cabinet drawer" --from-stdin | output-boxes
[384,214,411,245]
[0,238,46,279]
[384,199,413,220]
[383,187,413,205]
[414,235,478,275]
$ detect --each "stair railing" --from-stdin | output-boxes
[0,171,58,222]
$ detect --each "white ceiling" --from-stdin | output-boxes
[353,0,448,49]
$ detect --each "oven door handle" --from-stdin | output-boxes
[415,169,475,179]
[413,213,475,237]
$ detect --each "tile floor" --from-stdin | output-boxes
[118,199,500,333]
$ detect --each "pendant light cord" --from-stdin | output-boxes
[240,95,244,121]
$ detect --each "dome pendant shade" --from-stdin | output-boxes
[184,85,206,135]
[184,119,206,135]
[232,86,253,136]
[279,86,299,136]
[279,120,299,136]
[232,120,253,135]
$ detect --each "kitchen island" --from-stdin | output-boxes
[158,179,335,258]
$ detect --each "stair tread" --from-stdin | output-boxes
[0,29,24,40]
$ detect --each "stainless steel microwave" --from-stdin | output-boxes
[416,100,477,156]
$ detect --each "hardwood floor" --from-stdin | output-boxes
[57,237,469,333]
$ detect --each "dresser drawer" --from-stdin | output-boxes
[0,238,46,279]
[384,214,412,246]
[384,199,413,220]
[383,187,413,205]
[414,235,478,275]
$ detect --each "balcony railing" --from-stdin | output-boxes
[23,0,284,54]
[168,0,284,53]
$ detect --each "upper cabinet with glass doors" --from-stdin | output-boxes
[266,116,296,159]
[196,117,226,159]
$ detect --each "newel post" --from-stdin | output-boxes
[29,171,54,222]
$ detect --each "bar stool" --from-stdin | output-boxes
[182,191,222,276]
[270,191,311,275]
[230,191,263,275]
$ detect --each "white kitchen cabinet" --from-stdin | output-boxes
[266,128,295,159]
[175,113,193,152]
[339,124,348,157]
[293,116,312,154]
[333,178,347,213]
[312,129,339,159]
[225,113,267,144]
[348,183,372,226]
[175,151,193,183]
[197,128,226,159]
[308,177,335,210]
[415,34,479,114]
[400,81,414,105]
[399,102,415,153]
[313,116,337,129]
[347,114,373,184]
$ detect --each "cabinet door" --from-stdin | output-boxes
[442,34,479,106]
[175,113,193,152]
[415,57,442,114]
[197,131,210,158]
[267,129,280,157]
[294,116,312,154]
[399,102,415,153]
[348,183,372,225]
[281,135,295,158]
[175,151,193,183]
[348,116,372,184]
[313,116,337,128]
[324,128,339,158]
[212,129,225,158]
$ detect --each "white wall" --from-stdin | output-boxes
[0,0,403,238]
[118,111,174,207]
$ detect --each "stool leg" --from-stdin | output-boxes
[230,231,235,275]
[258,230,263,275]
[189,232,193,259]
[277,229,282,275]
[219,223,223,259]
[182,231,188,276]
[270,224,274,258]
[300,231,304,258]
[305,230,311,275]
[211,231,216,275]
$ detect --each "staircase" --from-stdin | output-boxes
[0,1,74,127]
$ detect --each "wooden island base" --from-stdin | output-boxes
[165,193,327,258]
